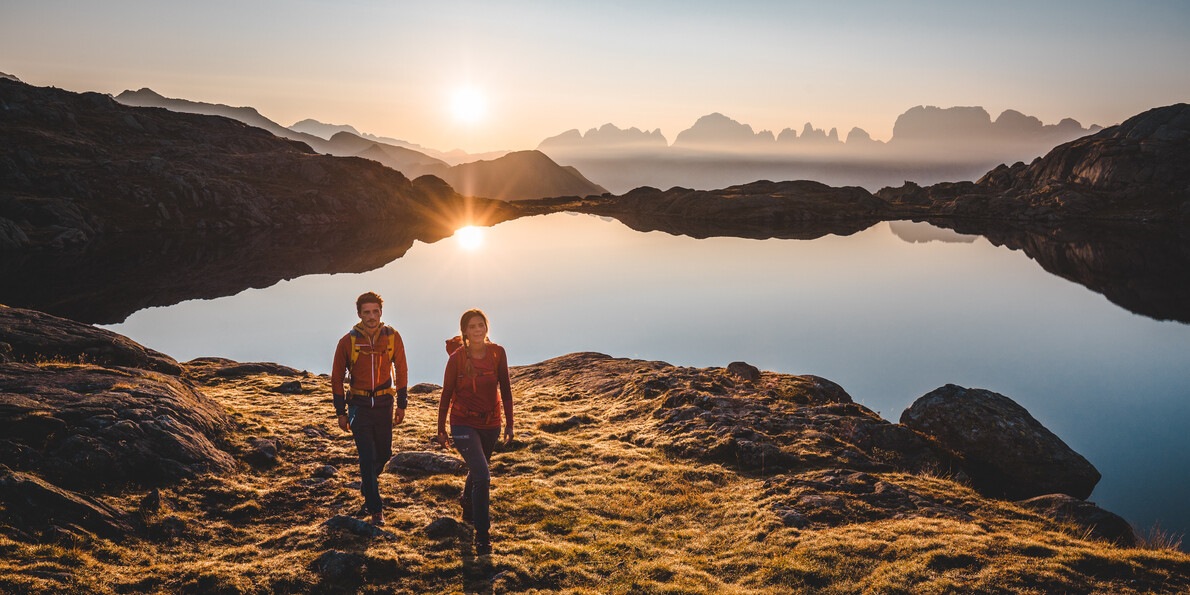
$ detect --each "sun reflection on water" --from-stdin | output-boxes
[453,225,484,250]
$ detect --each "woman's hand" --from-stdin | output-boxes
[502,425,514,446]
[435,430,450,449]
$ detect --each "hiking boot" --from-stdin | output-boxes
[459,496,473,524]
[371,510,385,526]
[474,531,491,554]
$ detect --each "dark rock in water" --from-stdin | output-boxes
[0,306,235,491]
[274,380,303,394]
[1018,493,1137,547]
[727,361,761,382]
[900,384,1100,500]
[0,304,179,374]
[384,451,466,476]
[320,515,398,541]
[310,549,366,581]
[0,468,133,540]
[424,516,466,539]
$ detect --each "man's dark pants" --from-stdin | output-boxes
[347,404,393,514]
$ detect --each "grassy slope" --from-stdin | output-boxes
[2,356,1188,594]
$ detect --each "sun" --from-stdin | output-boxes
[453,225,484,250]
[450,88,487,124]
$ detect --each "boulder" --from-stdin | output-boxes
[424,516,467,539]
[384,451,466,476]
[320,514,397,541]
[0,468,133,540]
[310,550,366,581]
[900,384,1100,500]
[0,304,179,374]
[0,306,236,491]
[1018,493,1136,547]
[727,361,761,382]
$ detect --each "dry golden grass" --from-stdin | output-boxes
[1,362,1188,594]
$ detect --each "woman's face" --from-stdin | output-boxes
[465,315,488,345]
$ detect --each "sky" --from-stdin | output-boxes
[3,0,1189,153]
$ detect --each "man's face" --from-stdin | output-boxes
[358,302,382,329]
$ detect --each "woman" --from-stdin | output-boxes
[437,309,514,551]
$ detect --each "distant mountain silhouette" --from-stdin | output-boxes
[115,88,328,149]
[0,72,20,83]
[113,88,596,201]
[287,118,363,140]
[538,123,667,152]
[436,150,607,201]
[889,105,1101,157]
[536,107,1102,193]
[673,113,775,149]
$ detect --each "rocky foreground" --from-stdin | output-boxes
[2,304,1188,594]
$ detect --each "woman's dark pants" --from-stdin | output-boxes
[451,424,500,537]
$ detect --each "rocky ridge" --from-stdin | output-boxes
[2,305,1184,593]
[0,79,515,251]
[878,103,1190,222]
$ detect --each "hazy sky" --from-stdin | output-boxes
[3,0,1188,152]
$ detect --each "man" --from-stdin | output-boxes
[331,291,408,526]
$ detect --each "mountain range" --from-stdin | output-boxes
[537,109,1102,193]
[113,89,606,201]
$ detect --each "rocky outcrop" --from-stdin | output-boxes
[513,180,886,238]
[1,304,179,373]
[900,384,1100,500]
[1018,493,1137,547]
[0,305,235,491]
[879,103,1190,222]
[1,79,515,251]
[513,352,958,476]
[0,467,134,540]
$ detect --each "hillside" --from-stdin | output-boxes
[0,79,515,252]
[877,103,1190,222]
[1,305,1187,593]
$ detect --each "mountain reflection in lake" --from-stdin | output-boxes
[95,213,1190,544]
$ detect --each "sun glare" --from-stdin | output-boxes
[454,225,484,250]
[450,88,487,124]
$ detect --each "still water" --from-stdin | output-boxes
[104,212,1190,541]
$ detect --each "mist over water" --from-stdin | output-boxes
[104,213,1190,543]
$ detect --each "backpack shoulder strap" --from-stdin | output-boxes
[347,329,363,370]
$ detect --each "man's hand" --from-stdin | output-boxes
[435,430,450,450]
[393,408,406,425]
[337,415,350,432]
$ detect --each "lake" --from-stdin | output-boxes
[100,212,1190,543]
